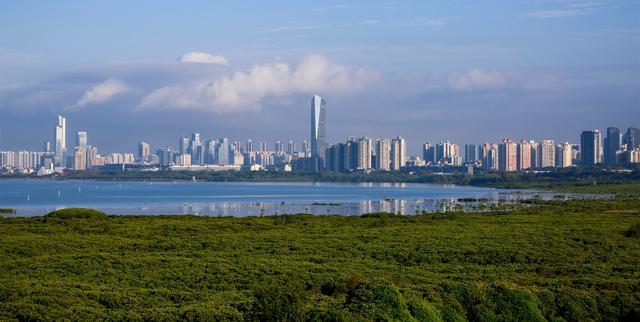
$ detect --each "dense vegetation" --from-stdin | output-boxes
[1,197,639,320]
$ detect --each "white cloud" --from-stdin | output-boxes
[180,52,229,65]
[76,78,129,107]
[140,54,379,113]
[525,9,590,18]
[447,68,507,92]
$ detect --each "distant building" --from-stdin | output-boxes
[516,140,531,170]
[604,127,621,165]
[422,142,435,164]
[580,129,602,166]
[287,140,296,154]
[498,139,517,172]
[76,131,88,148]
[274,141,284,154]
[464,144,477,163]
[54,115,66,167]
[179,136,189,155]
[73,147,87,170]
[390,137,406,171]
[538,140,555,168]
[156,147,175,166]
[624,127,639,151]
[556,142,573,168]
[482,143,499,171]
[138,141,150,162]
[310,95,327,172]
[376,138,391,170]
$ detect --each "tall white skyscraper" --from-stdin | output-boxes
[376,138,391,170]
[310,95,326,171]
[539,140,556,168]
[54,115,66,167]
[390,137,406,171]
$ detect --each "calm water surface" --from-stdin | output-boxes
[0,179,587,216]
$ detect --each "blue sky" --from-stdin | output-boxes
[0,1,639,154]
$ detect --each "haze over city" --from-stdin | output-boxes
[1,1,639,154]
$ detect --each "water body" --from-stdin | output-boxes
[0,179,591,217]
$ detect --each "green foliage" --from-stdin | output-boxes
[625,220,640,238]
[45,208,107,220]
[0,208,16,214]
[407,298,443,322]
[346,280,413,321]
[0,197,639,320]
[245,283,306,321]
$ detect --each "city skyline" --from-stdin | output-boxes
[0,1,638,153]
[1,105,638,174]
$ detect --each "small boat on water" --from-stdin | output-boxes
[191,176,197,182]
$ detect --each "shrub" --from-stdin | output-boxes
[408,298,443,322]
[346,280,413,321]
[245,283,306,321]
[45,208,108,220]
[625,221,640,238]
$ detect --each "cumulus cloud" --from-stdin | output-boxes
[140,54,379,113]
[180,52,229,65]
[447,68,507,92]
[76,78,129,107]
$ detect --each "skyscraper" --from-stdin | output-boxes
[179,136,189,155]
[310,95,326,171]
[498,139,517,172]
[580,129,602,166]
[138,141,150,162]
[287,140,296,154]
[75,131,88,148]
[54,115,66,167]
[376,138,390,170]
[556,142,573,168]
[274,141,284,154]
[464,144,477,163]
[422,142,435,164]
[516,140,531,170]
[624,127,639,150]
[390,137,406,171]
[538,140,556,168]
[604,127,621,165]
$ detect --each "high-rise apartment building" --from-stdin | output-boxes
[390,137,406,171]
[138,141,150,162]
[580,129,602,165]
[604,127,621,164]
[516,140,531,170]
[376,138,391,170]
[498,139,517,172]
[556,142,573,168]
[464,144,477,163]
[481,143,499,171]
[422,142,435,164]
[73,147,87,170]
[538,140,556,168]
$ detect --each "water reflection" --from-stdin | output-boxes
[77,191,600,217]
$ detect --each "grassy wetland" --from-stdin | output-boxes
[0,185,639,321]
